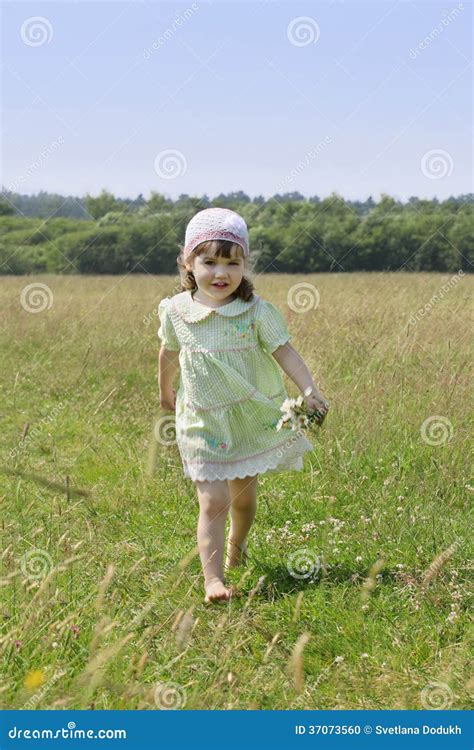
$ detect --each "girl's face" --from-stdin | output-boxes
[185,244,245,302]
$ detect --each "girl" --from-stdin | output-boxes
[157,208,329,603]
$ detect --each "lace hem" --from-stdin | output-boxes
[180,433,313,481]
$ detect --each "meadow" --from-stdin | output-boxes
[0,272,472,710]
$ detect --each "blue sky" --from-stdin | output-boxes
[2,0,472,201]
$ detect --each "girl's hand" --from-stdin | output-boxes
[160,388,176,411]
[304,390,330,425]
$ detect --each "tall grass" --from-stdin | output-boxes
[0,273,471,710]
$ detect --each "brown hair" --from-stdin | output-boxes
[175,239,255,301]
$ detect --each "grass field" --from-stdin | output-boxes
[0,272,472,711]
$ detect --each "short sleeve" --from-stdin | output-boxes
[157,298,180,351]
[257,300,291,354]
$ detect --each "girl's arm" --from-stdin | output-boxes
[158,347,180,410]
[272,342,328,411]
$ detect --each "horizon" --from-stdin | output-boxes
[2,187,472,205]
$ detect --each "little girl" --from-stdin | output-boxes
[157,208,329,603]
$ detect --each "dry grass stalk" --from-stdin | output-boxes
[146,429,158,478]
[263,632,281,663]
[244,575,266,609]
[79,632,135,696]
[89,617,117,653]
[136,651,148,676]
[128,556,146,575]
[92,387,118,416]
[293,591,304,623]
[171,609,184,632]
[178,545,200,570]
[176,607,195,650]
[289,631,311,693]
[421,542,458,592]
[95,564,115,612]
[0,468,90,497]
[361,558,384,601]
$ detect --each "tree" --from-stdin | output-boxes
[84,190,127,220]
[0,197,15,216]
[145,192,172,214]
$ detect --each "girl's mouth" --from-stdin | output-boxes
[212,283,229,288]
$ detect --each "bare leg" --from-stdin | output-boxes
[225,475,258,569]
[195,479,233,603]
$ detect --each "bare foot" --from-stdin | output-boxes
[225,538,248,570]
[204,578,234,604]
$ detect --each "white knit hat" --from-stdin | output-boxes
[183,208,249,259]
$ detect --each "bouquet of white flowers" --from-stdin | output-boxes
[276,387,329,433]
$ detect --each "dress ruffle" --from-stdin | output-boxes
[180,430,313,482]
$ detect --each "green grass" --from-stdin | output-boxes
[0,272,472,710]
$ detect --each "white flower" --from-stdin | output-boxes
[334,655,344,664]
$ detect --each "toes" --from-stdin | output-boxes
[204,585,238,604]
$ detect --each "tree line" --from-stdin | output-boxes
[0,189,472,274]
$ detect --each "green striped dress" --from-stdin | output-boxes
[157,290,313,482]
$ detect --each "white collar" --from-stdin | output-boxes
[170,290,260,323]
